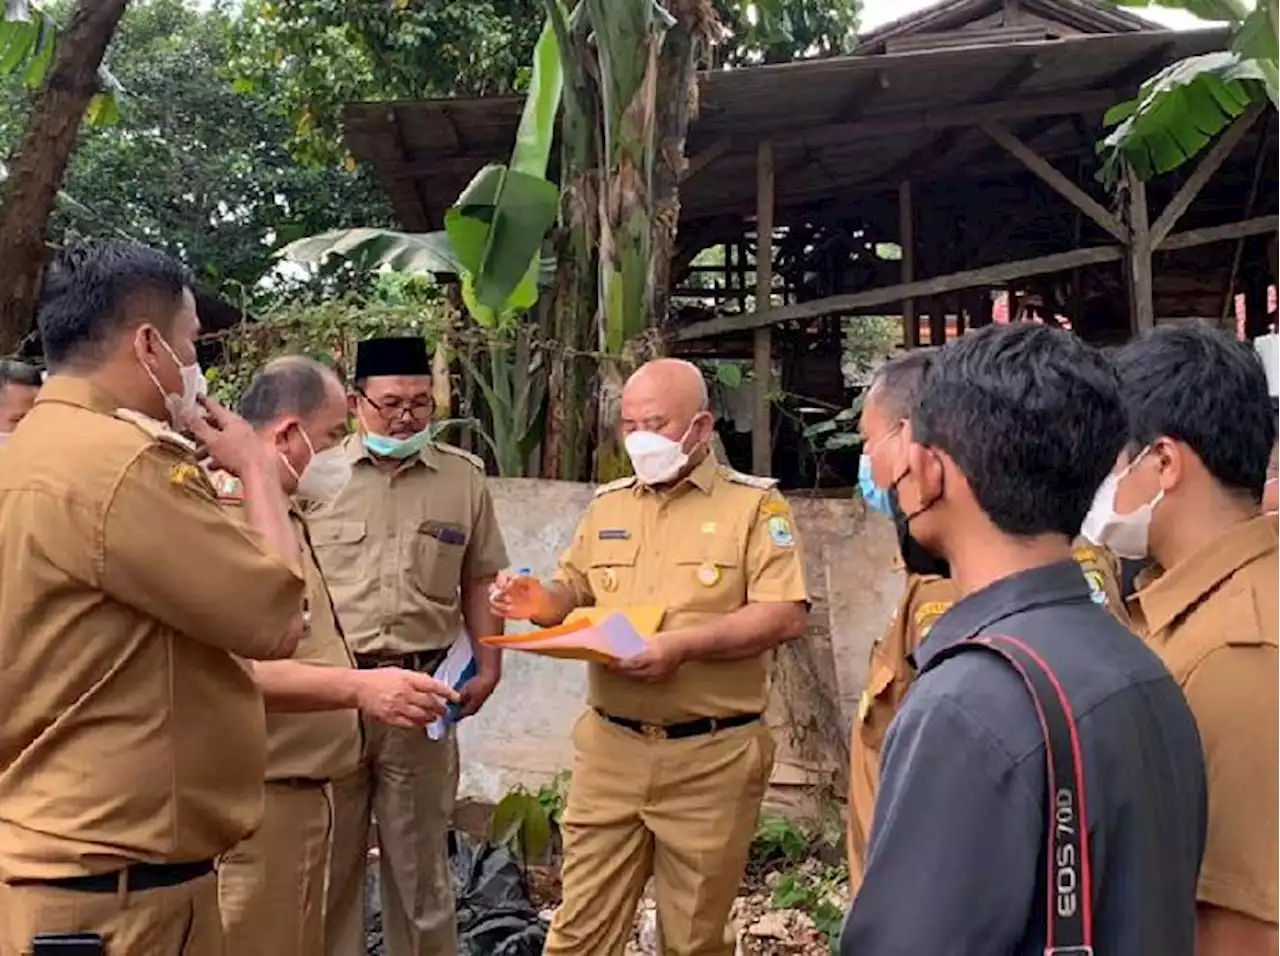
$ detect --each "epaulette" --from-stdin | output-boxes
[718,466,778,491]
[114,408,197,455]
[594,475,637,497]
[433,441,485,471]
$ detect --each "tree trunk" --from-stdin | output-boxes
[650,1,719,332]
[542,6,600,482]
[0,0,129,354]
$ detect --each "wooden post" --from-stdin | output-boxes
[1124,164,1155,335]
[928,297,947,345]
[899,180,919,348]
[753,141,775,477]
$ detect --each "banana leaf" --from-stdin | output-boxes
[275,228,462,275]
[443,17,563,317]
[1096,51,1269,184]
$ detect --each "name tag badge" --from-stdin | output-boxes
[423,521,467,547]
[598,528,631,541]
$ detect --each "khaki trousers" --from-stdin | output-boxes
[545,710,775,956]
[0,870,221,956]
[324,720,458,956]
[217,781,332,956]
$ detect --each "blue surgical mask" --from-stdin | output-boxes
[363,427,433,461]
[859,454,895,517]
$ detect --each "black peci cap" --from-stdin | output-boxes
[354,336,431,381]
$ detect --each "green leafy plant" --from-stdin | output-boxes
[771,864,849,953]
[490,785,553,865]
[802,401,863,453]
[536,768,572,827]
[1098,0,1277,184]
[750,810,811,866]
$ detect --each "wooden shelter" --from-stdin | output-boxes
[342,0,1277,480]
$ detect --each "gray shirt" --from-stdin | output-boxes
[842,560,1205,956]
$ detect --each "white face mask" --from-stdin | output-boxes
[286,427,352,505]
[1081,447,1164,560]
[624,419,698,486]
[141,332,206,427]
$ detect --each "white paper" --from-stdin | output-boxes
[425,633,476,741]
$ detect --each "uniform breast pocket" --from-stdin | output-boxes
[587,538,640,603]
[672,536,744,611]
[309,520,367,582]
[415,521,468,600]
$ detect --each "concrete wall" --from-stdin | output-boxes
[457,478,903,804]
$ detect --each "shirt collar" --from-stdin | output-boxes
[34,375,122,416]
[912,560,1094,671]
[1133,514,1279,638]
[635,451,718,497]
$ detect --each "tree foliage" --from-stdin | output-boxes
[0,0,396,303]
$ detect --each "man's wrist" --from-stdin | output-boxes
[342,669,368,710]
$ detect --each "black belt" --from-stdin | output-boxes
[921,635,1094,956]
[10,859,213,894]
[595,709,761,740]
[270,777,328,790]
[354,650,447,673]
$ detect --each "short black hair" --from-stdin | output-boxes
[38,240,192,368]
[0,359,42,391]
[913,323,1125,538]
[1114,322,1275,503]
[869,350,936,420]
[238,357,335,428]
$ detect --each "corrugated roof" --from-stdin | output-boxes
[343,26,1228,231]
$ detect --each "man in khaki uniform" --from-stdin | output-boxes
[847,350,1132,891]
[491,358,810,956]
[214,357,456,956]
[0,241,306,955]
[312,337,509,956]
[1090,323,1278,955]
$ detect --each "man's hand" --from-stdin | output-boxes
[182,396,271,478]
[456,668,500,718]
[488,570,554,621]
[606,632,693,682]
[353,668,458,729]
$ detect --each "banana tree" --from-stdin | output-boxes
[1097,0,1277,184]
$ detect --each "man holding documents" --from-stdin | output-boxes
[491,357,810,956]
[309,337,509,956]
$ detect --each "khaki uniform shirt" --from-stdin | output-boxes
[0,378,305,880]
[1128,515,1279,924]
[212,473,363,784]
[308,436,509,655]
[555,454,810,724]
[846,542,1130,891]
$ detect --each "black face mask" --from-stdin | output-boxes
[890,489,950,579]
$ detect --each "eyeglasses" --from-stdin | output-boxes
[358,390,434,422]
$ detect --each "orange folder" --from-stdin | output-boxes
[481,606,666,663]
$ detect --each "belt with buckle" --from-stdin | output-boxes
[595,709,761,740]
[354,650,448,673]
[9,858,213,894]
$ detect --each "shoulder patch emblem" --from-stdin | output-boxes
[1083,568,1109,606]
[913,600,952,638]
[767,515,795,548]
[594,475,637,497]
[433,441,485,471]
[169,461,204,489]
[721,467,779,491]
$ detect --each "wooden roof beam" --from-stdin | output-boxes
[1150,104,1264,248]
[980,121,1128,241]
